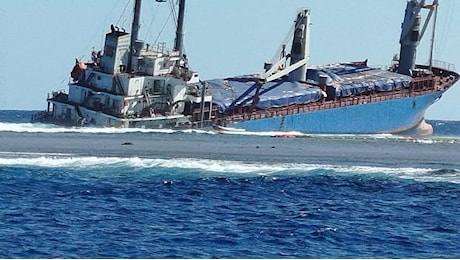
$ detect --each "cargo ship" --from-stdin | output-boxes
[32,0,459,136]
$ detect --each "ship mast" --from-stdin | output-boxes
[174,0,186,56]
[428,0,438,71]
[128,0,142,73]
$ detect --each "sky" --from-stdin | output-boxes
[1,0,459,120]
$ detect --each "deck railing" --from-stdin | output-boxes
[192,69,458,127]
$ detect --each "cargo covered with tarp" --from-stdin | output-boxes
[206,77,323,113]
[306,63,412,97]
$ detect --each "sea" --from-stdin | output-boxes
[0,110,459,258]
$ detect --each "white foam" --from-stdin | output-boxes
[2,122,459,142]
[0,122,178,134]
[0,154,458,183]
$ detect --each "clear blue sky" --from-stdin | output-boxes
[1,0,459,120]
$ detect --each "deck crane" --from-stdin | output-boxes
[398,0,439,76]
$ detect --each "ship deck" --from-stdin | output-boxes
[191,65,459,128]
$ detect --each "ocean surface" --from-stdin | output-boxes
[0,110,459,258]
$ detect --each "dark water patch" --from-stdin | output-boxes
[429,168,460,175]
[429,225,457,234]
[0,110,36,123]
[430,119,460,137]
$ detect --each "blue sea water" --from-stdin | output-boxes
[0,110,459,258]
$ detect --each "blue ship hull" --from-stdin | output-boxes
[229,91,444,134]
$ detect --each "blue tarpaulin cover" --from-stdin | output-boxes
[306,63,412,97]
[206,77,323,113]
[206,63,412,113]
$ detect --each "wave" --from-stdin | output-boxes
[0,122,178,134]
[0,122,327,136]
[2,122,460,144]
[0,153,458,183]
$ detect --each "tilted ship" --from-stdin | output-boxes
[33,0,459,135]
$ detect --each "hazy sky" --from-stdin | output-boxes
[1,0,459,120]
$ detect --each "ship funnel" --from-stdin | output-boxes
[288,9,311,82]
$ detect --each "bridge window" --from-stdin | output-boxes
[153,80,165,94]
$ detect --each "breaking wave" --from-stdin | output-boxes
[1,122,459,143]
[0,153,458,183]
[0,122,179,134]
